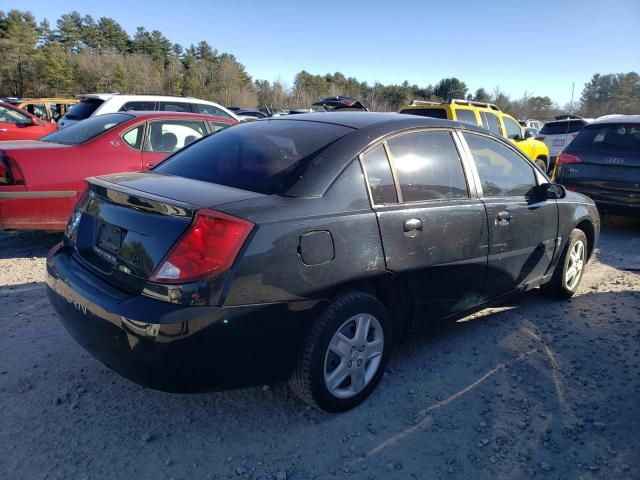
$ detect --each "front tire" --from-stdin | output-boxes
[542,229,588,298]
[289,292,392,412]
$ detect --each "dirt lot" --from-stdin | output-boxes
[0,216,638,480]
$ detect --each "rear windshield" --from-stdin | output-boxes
[571,123,640,152]
[41,113,132,145]
[540,120,586,135]
[399,108,448,119]
[153,120,353,194]
[64,99,104,120]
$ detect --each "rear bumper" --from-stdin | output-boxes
[557,168,640,215]
[46,244,325,392]
[562,185,639,215]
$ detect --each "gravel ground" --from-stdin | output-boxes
[0,216,638,480]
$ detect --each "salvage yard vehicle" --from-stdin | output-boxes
[536,116,592,171]
[313,96,368,112]
[46,112,599,412]
[399,99,551,172]
[57,93,239,128]
[0,101,57,141]
[4,97,79,123]
[553,114,640,216]
[0,111,236,231]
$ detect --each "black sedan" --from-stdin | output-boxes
[553,115,639,215]
[46,113,600,412]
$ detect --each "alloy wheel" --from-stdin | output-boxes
[323,313,384,399]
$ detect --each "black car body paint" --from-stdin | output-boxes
[47,113,600,393]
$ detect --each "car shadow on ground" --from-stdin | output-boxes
[0,230,61,260]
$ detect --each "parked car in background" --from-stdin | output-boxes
[536,116,592,170]
[399,99,550,171]
[3,97,78,123]
[553,115,639,216]
[313,96,368,111]
[57,94,239,128]
[46,112,598,412]
[519,119,543,131]
[525,127,540,137]
[0,101,57,141]
[0,111,235,231]
[235,109,269,121]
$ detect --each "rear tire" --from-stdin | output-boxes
[289,292,392,412]
[542,229,588,298]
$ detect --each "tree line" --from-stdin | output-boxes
[1,9,638,120]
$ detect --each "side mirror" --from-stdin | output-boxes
[541,183,566,199]
[524,130,534,139]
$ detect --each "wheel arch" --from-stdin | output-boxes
[327,273,413,342]
[575,218,596,260]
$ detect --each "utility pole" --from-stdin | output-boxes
[569,82,575,114]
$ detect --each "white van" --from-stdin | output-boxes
[58,94,239,128]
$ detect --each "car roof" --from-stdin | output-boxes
[106,111,236,123]
[77,93,202,102]
[275,112,489,197]
[590,114,640,125]
[267,111,487,132]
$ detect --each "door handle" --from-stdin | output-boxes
[497,210,511,225]
[0,128,7,132]
[403,218,422,232]
[146,162,157,169]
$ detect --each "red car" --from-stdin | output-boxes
[0,111,236,231]
[0,101,57,141]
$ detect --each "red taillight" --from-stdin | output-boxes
[535,136,545,142]
[150,209,254,283]
[556,153,581,165]
[0,157,24,185]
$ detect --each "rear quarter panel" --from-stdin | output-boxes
[555,192,600,260]
[221,160,386,305]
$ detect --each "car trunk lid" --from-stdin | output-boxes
[69,172,264,294]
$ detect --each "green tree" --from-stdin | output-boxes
[433,77,468,100]
[0,10,40,96]
[37,43,73,94]
[56,11,83,52]
[474,87,491,102]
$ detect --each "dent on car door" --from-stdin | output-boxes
[361,130,488,325]
[462,132,558,300]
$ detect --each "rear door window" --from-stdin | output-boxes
[158,102,192,112]
[207,120,233,133]
[386,130,469,202]
[455,109,478,125]
[153,120,352,194]
[464,133,537,197]
[144,120,208,153]
[193,103,233,119]
[571,123,640,152]
[481,112,502,135]
[399,108,448,119]
[65,99,103,120]
[121,101,156,112]
[360,144,397,204]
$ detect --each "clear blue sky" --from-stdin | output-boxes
[9,0,640,105]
